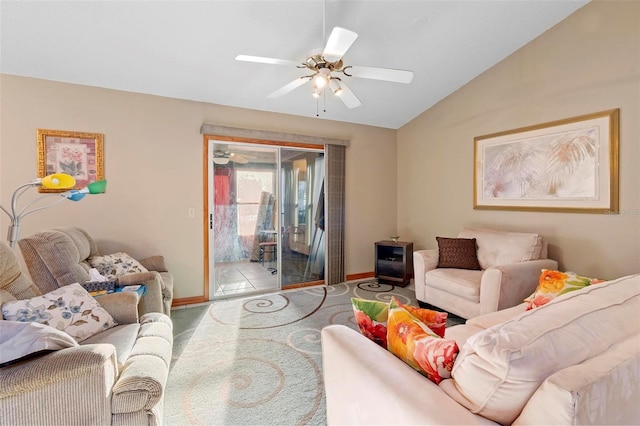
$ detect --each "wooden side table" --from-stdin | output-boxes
[375,240,414,287]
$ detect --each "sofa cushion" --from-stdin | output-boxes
[387,298,458,384]
[426,268,483,302]
[457,227,542,269]
[446,274,640,425]
[82,323,139,369]
[1,283,118,342]
[526,269,604,310]
[436,237,481,270]
[18,230,92,292]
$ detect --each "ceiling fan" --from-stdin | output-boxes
[236,27,414,109]
[213,150,249,165]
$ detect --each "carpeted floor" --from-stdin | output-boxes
[165,280,463,425]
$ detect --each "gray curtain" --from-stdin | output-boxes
[325,144,345,284]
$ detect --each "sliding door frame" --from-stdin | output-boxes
[203,134,326,301]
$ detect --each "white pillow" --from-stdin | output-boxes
[88,252,148,279]
[1,283,117,342]
[0,320,78,366]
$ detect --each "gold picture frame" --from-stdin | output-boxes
[37,129,105,193]
[474,109,619,214]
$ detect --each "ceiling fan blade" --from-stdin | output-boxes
[268,77,311,98]
[230,153,249,164]
[235,55,300,67]
[322,27,358,63]
[336,81,361,109]
[347,66,414,84]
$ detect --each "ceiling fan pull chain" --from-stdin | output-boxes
[323,87,327,113]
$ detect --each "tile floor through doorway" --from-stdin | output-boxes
[213,260,279,298]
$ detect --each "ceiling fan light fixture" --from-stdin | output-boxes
[314,74,327,89]
[213,157,229,165]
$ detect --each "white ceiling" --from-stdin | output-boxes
[0,1,589,129]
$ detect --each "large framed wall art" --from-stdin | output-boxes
[37,129,105,193]
[474,109,619,214]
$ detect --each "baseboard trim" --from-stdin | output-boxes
[346,271,375,281]
[172,273,376,306]
[172,295,207,307]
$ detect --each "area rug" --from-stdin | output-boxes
[164,280,454,425]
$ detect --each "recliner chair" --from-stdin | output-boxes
[0,240,173,425]
[413,227,558,319]
[18,227,173,316]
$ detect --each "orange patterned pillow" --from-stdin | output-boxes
[400,301,448,338]
[526,269,605,310]
[386,297,459,384]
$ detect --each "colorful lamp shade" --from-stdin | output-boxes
[0,174,106,248]
[40,173,77,190]
[63,179,108,201]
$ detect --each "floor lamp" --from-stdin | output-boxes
[0,174,107,248]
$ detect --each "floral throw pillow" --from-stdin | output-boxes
[526,269,605,310]
[351,298,448,349]
[351,298,388,348]
[402,302,448,338]
[88,252,148,279]
[387,297,459,384]
[1,283,117,342]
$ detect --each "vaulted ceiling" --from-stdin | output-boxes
[0,1,589,129]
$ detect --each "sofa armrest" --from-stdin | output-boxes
[111,313,173,415]
[321,325,496,425]
[97,292,140,324]
[0,344,117,425]
[480,258,558,314]
[111,355,168,414]
[137,255,168,273]
[116,272,165,315]
[514,333,640,425]
[413,249,439,302]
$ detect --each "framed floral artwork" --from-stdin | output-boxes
[473,109,619,214]
[36,129,104,193]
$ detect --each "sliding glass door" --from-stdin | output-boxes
[280,149,325,286]
[208,140,325,299]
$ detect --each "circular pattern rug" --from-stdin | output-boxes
[165,280,419,425]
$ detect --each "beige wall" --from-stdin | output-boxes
[398,1,640,279]
[0,76,397,299]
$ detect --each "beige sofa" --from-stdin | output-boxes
[18,227,173,316]
[0,241,173,425]
[322,274,640,425]
[414,227,558,319]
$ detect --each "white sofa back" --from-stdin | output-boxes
[458,227,545,270]
[515,332,640,425]
[443,274,640,425]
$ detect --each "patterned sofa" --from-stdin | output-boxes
[18,227,173,316]
[0,241,173,425]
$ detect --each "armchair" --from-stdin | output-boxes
[413,227,558,319]
[17,227,173,316]
[0,241,173,425]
